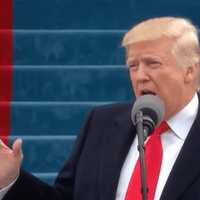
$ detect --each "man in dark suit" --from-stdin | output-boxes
[0,16,200,200]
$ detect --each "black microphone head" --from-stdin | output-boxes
[131,95,165,133]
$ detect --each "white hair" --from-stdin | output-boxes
[122,16,200,86]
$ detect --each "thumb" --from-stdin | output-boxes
[12,138,23,160]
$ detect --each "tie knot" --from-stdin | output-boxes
[154,121,169,135]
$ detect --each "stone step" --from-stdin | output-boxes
[13,30,125,65]
[33,172,57,185]
[9,135,75,173]
[12,65,133,101]
[8,102,101,135]
[13,0,200,29]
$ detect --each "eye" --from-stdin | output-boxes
[128,62,138,70]
[147,60,161,68]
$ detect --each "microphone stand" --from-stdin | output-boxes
[135,111,148,200]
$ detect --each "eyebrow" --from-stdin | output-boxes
[127,55,162,65]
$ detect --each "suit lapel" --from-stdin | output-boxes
[160,98,200,200]
[98,104,136,200]
[97,96,200,200]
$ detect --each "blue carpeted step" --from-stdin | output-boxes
[33,173,57,185]
[13,65,133,102]
[14,30,125,65]
[9,102,101,136]
[13,0,135,29]
[14,0,200,29]
[9,135,75,173]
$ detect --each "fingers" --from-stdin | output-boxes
[0,139,12,152]
[12,138,23,160]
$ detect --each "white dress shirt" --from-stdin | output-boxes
[0,94,199,200]
[116,93,199,200]
[0,178,16,199]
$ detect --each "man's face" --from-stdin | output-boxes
[126,37,196,120]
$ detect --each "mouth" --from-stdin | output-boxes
[140,89,156,96]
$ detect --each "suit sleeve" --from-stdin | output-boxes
[3,109,95,200]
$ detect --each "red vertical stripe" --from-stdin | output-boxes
[0,0,13,144]
[0,0,13,29]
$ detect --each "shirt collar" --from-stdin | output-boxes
[167,93,199,141]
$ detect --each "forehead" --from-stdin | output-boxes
[126,37,176,63]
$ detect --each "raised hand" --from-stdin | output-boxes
[0,138,23,188]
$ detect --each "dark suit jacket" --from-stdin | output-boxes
[3,99,200,200]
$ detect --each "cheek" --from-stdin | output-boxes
[129,71,135,85]
[158,78,179,96]
[157,77,183,106]
[129,72,138,94]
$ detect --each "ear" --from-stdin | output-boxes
[184,64,198,84]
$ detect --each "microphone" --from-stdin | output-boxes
[131,94,165,139]
[131,94,165,200]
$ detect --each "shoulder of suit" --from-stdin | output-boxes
[88,102,133,120]
[94,102,132,112]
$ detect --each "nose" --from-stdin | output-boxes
[132,65,150,83]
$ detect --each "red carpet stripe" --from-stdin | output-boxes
[0,0,13,144]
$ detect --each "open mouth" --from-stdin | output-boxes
[140,90,156,96]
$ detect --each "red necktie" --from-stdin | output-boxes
[125,121,169,200]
